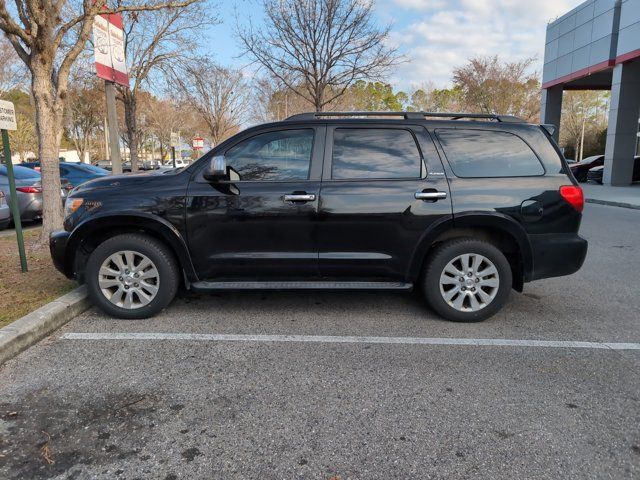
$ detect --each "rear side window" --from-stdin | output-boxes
[436,129,544,178]
[331,128,421,180]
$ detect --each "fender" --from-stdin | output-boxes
[407,212,534,282]
[65,211,198,282]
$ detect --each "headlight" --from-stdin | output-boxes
[64,197,83,218]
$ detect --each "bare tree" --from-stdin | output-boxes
[452,56,541,121]
[0,0,196,241]
[560,91,609,160]
[238,0,400,112]
[251,75,311,123]
[146,96,205,159]
[118,3,217,171]
[9,112,37,161]
[172,61,247,146]
[0,37,26,96]
[66,82,105,164]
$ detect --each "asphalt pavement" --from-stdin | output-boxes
[0,203,639,479]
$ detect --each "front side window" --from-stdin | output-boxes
[331,128,422,180]
[436,129,544,178]
[224,129,314,181]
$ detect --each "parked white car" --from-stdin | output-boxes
[162,158,189,169]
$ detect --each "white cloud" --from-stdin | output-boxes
[380,0,580,89]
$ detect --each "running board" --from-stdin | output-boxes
[191,281,413,291]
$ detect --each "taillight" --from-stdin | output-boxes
[16,186,42,193]
[560,185,584,212]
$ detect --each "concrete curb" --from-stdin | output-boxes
[0,286,90,365]
[586,198,640,210]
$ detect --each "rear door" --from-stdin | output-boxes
[317,124,452,282]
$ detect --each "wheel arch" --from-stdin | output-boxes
[408,212,534,291]
[65,212,198,284]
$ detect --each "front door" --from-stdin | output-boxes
[318,124,452,281]
[186,126,325,280]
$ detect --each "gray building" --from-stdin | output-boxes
[541,0,640,185]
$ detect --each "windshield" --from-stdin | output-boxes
[0,165,41,179]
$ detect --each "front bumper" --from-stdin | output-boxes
[529,233,588,281]
[50,230,72,278]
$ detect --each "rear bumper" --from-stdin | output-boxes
[20,196,43,221]
[587,170,603,183]
[50,230,72,278]
[0,206,10,229]
[529,233,588,281]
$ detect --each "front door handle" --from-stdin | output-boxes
[284,193,316,202]
[415,190,447,201]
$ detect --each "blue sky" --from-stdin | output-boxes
[208,0,582,90]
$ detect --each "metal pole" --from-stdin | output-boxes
[171,146,176,169]
[2,129,27,272]
[104,117,109,160]
[105,81,122,174]
[579,115,586,161]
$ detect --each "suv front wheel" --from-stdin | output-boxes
[422,238,512,322]
[85,233,179,319]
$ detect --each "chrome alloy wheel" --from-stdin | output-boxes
[439,253,499,312]
[98,250,160,309]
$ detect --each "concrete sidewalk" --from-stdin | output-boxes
[582,183,640,209]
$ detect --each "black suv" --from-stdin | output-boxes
[50,111,588,322]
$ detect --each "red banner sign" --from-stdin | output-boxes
[93,11,129,86]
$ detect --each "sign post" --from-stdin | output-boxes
[170,132,179,169]
[93,10,129,175]
[0,100,27,273]
[192,136,204,157]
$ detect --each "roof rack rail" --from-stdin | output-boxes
[285,111,525,123]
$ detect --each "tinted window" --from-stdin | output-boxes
[225,129,314,181]
[436,129,544,177]
[0,165,41,179]
[331,128,421,180]
[72,163,108,174]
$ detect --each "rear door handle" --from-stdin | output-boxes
[284,193,316,202]
[415,191,447,201]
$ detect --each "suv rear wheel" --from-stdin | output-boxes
[422,238,512,322]
[85,233,179,319]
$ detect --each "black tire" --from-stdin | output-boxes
[421,238,512,323]
[85,233,179,319]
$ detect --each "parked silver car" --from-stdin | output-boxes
[0,165,70,222]
[0,190,10,230]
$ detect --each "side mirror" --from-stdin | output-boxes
[204,155,227,181]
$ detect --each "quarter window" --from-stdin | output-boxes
[225,129,314,181]
[331,128,422,180]
[436,129,544,178]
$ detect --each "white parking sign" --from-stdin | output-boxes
[0,100,17,131]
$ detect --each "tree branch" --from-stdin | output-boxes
[0,1,32,45]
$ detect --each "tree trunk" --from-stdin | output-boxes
[122,90,139,172]
[76,141,86,164]
[314,82,324,112]
[32,67,64,243]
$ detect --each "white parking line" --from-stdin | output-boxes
[61,333,640,350]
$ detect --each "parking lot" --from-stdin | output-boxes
[0,203,639,479]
